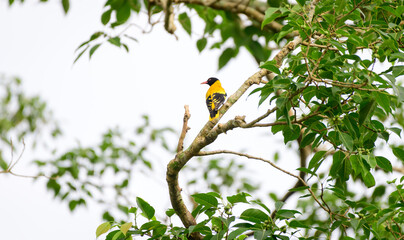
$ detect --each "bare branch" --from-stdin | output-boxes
[0,140,57,180]
[8,139,25,171]
[252,109,320,128]
[177,105,191,153]
[241,107,278,128]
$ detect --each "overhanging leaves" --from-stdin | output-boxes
[136,197,155,220]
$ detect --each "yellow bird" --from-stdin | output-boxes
[201,77,227,120]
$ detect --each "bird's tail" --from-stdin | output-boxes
[209,110,219,120]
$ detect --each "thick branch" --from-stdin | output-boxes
[162,0,177,34]
[172,0,286,34]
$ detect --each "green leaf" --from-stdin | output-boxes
[108,37,121,47]
[276,209,301,219]
[275,201,284,211]
[389,127,402,137]
[296,0,306,6]
[0,157,8,170]
[392,65,404,78]
[300,132,316,148]
[271,124,284,134]
[196,38,207,52]
[289,220,310,228]
[376,156,392,172]
[261,8,281,29]
[120,222,132,235]
[116,3,131,23]
[106,230,124,240]
[339,131,353,151]
[389,52,404,62]
[330,151,345,177]
[249,200,271,215]
[363,171,375,188]
[96,222,111,238]
[350,155,363,176]
[359,99,376,125]
[73,45,89,64]
[308,151,327,170]
[128,207,137,214]
[260,61,281,74]
[227,228,249,239]
[288,185,310,192]
[258,85,273,106]
[248,40,267,62]
[90,31,104,41]
[165,208,175,217]
[374,92,390,114]
[178,12,192,36]
[136,197,155,220]
[240,208,269,223]
[61,0,69,14]
[282,125,300,144]
[393,147,404,162]
[101,9,113,25]
[227,192,250,204]
[218,48,235,70]
[192,193,218,208]
[361,155,376,168]
[89,44,101,59]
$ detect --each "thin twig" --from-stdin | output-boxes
[241,107,278,128]
[197,149,331,213]
[8,139,25,171]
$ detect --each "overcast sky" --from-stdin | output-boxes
[0,1,324,240]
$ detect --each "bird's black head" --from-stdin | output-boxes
[201,77,219,86]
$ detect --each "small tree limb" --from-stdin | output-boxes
[197,149,330,214]
[177,105,191,153]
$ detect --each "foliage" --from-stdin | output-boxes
[36,116,176,219]
[95,182,404,239]
[0,76,60,172]
[4,0,404,239]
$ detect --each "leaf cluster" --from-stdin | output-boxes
[0,76,61,171]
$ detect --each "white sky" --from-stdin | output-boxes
[0,1,298,239]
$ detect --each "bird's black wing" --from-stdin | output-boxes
[212,92,226,111]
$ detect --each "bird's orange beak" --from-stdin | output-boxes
[201,81,208,84]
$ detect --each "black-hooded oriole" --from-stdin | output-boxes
[201,77,227,120]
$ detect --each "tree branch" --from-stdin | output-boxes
[172,0,284,33]
[241,107,278,128]
[162,0,177,34]
[0,140,56,180]
[197,149,330,214]
[177,105,191,153]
